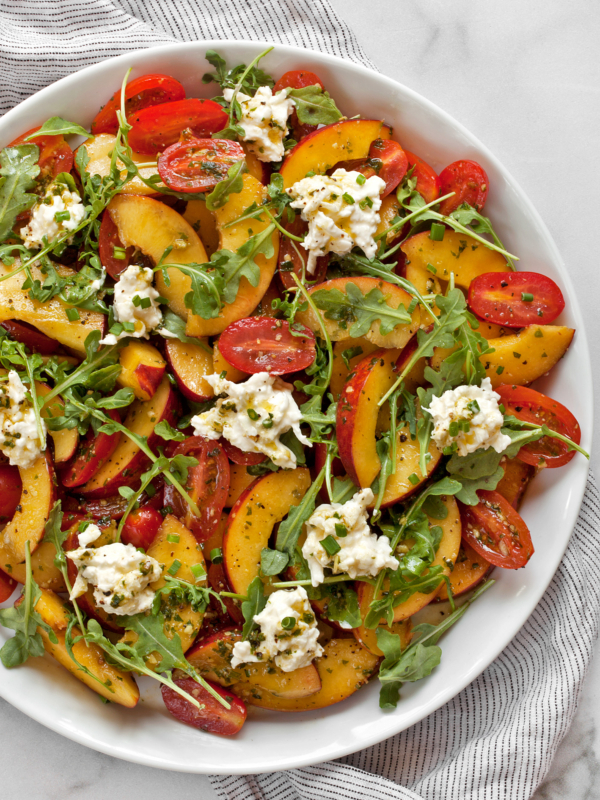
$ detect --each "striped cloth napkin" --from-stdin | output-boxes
[0,3,597,798]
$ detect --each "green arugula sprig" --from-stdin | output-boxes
[24,117,93,141]
[0,144,40,241]
[311,282,412,339]
[377,579,494,709]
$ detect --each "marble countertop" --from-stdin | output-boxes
[1,1,598,798]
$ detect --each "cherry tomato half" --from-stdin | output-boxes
[459,490,534,569]
[161,677,247,735]
[163,437,230,542]
[9,126,73,179]
[277,217,328,290]
[128,99,229,156]
[496,385,581,468]
[157,137,245,193]
[0,321,58,355]
[220,439,266,466]
[359,139,408,198]
[59,410,121,488]
[468,271,565,328]
[218,317,316,375]
[98,211,132,280]
[273,69,326,141]
[0,465,22,523]
[121,506,163,550]
[438,159,489,215]
[91,74,186,135]
[404,151,440,204]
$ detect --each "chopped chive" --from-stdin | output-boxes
[334,523,348,538]
[356,174,366,185]
[429,223,445,241]
[359,196,373,209]
[448,420,459,437]
[521,292,534,302]
[305,170,315,178]
[66,307,80,322]
[131,295,141,307]
[513,352,521,359]
[191,563,207,581]
[496,365,505,375]
[113,246,127,260]
[167,559,182,576]
[247,408,259,421]
[281,616,296,630]
[54,210,70,223]
[209,547,223,564]
[109,322,124,335]
[166,533,180,544]
[407,298,418,314]
[140,297,151,309]
[122,321,136,332]
[534,329,543,338]
[342,192,355,205]
[426,263,437,274]
[262,418,274,429]
[321,535,341,556]
[408,472,420,486]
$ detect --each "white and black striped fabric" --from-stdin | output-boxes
[0,3,597,799]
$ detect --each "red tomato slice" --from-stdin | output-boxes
[0,465,22,523]
[161,677,247,735]
[438,159,489,215]
[459,490,534,569]
[157,138,245,193]
[207,562,244,624]
[359,139,408,197]
[91,74,186,135]
[218,317,316,375]
[404,151,440,204]
[163,437,230,542]
[128,99,229,156]
[220,439,266,466]
[273,69,326,141]
[59,410,121,488]
[0,320,58,355]
[121,506,163,550]
[495,385,581,468]
[277,217,328,290]
[98,211,132,279]
[0,568,16,603]
[468,272,565,327]
[9,126,73,179]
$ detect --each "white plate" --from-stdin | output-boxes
[0,40,593,775]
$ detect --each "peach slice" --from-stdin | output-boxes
[107,194,208,325]
[496,456,535,510]
[378,422,442,508]
[337,347,402,488]
[185,174,280,338]
[401,230,511,290]
[78,376,178,497]
[76,133,159,196]
[480,325,575,388]
[31,587,139,707]
[244,638,379,711]
[2,453,55,562]
[147,514,206,655]
[223,468,311,595]
[354,592,412,657]
[280,119,391,189]
[117,340,166,401]
[0,540,65,592]
[436,541,493,602]
[183,199,220,257]
[296,276,420,349]
[0,262,106,354]
[330,337,380,401]
[164,338,214,402]
[213,340,249,384]
[225,464,256,509]
[186,628,321,700]
[375,194,403,244]
[36,382,78,463]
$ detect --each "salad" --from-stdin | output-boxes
[0,46,588,737]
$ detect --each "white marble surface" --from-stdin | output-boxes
[0,1,598,798]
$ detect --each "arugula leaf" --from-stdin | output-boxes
[0,145,40,240]
[341,345,363,370]
[376,579,494,709]
[308,582,361,629]
[0,542,57,668]
[205,160,246,211]
[159,309,212,352]
[25,117,93,141]
[163,259,223,320]
[154,420,186,442]
[202,49,275,95]
[118,612,188,672]
[217,223,276,304]
[287,86,342,126]
[312,282,411,338]
[241,577,267,640]
[260,548,289,577]
[276,466,326,559]
[450,203,515,270]
[152,575,221,616]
